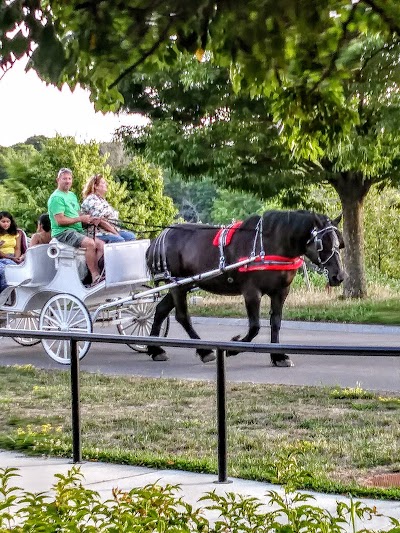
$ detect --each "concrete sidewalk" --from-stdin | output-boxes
[1,450,400,530]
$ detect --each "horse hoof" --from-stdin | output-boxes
[152,353,169,362]
[272,358,294,367]
[199,351,216,363]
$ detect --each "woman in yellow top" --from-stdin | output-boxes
[0,211,23,292]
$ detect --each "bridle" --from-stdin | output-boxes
[307,225,341,267]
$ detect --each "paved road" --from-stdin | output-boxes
[1,317,400,391]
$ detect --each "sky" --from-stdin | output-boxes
[0,59,145,147]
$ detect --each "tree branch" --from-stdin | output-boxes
[362,0,400,34]
[108,18,174,90]
[355,42,387,82]
[309,3,357,94]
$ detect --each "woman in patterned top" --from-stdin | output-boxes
[81,174,136,243]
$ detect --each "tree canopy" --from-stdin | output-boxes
[114,38,400,297]
[2,1,400,120]
[0,136,176,234]
[3,2,400,296]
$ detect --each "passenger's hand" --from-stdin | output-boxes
[91,217,101,226]
[80,214,92,224]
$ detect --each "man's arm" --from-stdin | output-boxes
[54,213,92,226]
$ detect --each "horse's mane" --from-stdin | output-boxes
[165,210,328,238]
[261,209,327,234]
[239,214,262,230]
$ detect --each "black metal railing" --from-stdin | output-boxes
[1,328,400,483]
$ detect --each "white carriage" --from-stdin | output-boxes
[0,239,169,364]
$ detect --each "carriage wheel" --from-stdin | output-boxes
[39,294,92,364]
[116,300,170,353]
[9,311,41,346]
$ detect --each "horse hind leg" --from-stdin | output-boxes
[172,289,216,363]
[148,292,175,361]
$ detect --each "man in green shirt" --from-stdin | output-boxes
[48,168,104,286]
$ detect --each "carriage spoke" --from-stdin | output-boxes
[62,341,69,361]
[69,316,89,329]
[27,316,39,330]
[53,300,65,323]
[42,314,61,328]
[54,341,62,359]
[116,300,169,353]
[67,305,82,325]
[9,311,41,347]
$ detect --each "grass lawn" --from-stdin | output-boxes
[189,282,400,325]
[2,365,400,500]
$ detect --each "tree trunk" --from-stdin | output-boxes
[332,172,371,298]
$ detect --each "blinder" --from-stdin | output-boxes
[307,225,340,268]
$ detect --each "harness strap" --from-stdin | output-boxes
[151,228,171,278]
[251,217,264,258]
[214,222,242,269]
[307,225,340,266]
[238,255,303,272]
[218,227,228,268]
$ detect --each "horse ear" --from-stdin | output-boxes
[331,213,342,227]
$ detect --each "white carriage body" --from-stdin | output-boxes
[104,239,150,287]
[0,232,254,364]
[1,239,151,313]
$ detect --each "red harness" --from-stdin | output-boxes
[212,222,303,271]
[237,255,304,271]
[212,221,242,246]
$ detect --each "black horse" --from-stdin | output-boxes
[146,210,345,366]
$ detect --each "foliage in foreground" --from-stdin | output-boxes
[1,454,399,533]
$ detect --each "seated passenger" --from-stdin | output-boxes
[0,211,23,292]
[48,168,104,287]
[29,213,52,247]
[81,174,136,243]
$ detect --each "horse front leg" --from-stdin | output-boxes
[172,288,216,363]
[228,288,261,357]
[148,292,175,361]
[270,289,294,367]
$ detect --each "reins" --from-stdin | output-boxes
[90,216,340,280]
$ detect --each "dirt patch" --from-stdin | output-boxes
[366,473,400,488]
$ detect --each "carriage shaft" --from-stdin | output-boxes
[91,256,259,323]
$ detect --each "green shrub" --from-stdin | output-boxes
[1,460,399,532]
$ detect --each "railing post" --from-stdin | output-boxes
[215,348,231,484]
[70,339,82,463]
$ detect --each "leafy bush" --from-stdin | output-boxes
[1,456,400,532]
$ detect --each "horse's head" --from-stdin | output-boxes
[305,214,345,287]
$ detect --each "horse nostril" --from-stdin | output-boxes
[332,273,344,285]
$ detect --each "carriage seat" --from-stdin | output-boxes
[18,228,29,254]
[5,244,57,288]
[48,239,88,281]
